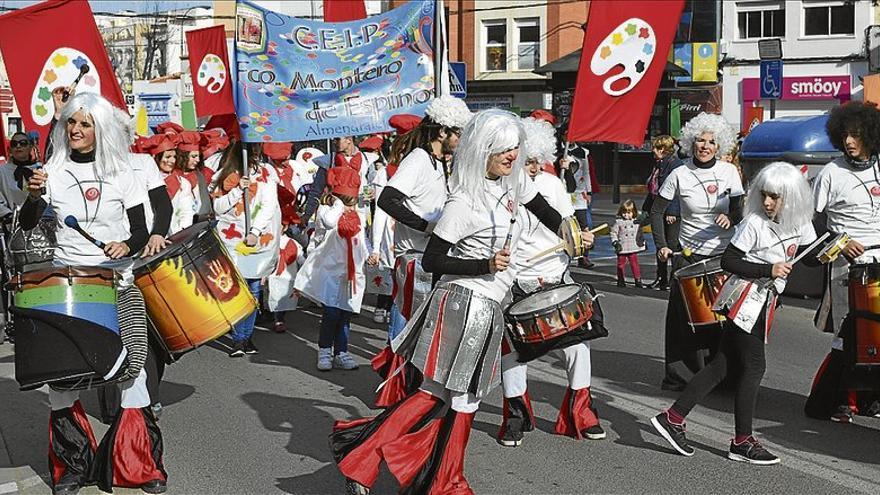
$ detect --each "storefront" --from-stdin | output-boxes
[741,75,851,122]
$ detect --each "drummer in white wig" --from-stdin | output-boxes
[331,109,595,494]
[652,161,821,465]
[651,112,745,391]
[497,117,607,448]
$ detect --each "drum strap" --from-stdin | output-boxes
[848,310,880,324]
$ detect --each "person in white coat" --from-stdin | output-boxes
[143,133,194,236]
[295,165,367,371]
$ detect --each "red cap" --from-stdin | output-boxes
[200,129,230,158]
[389,114,421,135]
[177,131,202,152]
[131,136,150,154]
[530,109,557,126]
[327,166,360,198]
[156,121,185,135]
[359,135,384,152]
[263,141,294,161]
[144,133,179,156]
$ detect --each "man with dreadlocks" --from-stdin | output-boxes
[806,101,880,423]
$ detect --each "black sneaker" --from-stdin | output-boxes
[52,480,81,495]
[616,279,626,287]
[346,480,370,495]
[244,339,259,355]
[583,424,606,440]
[498,417,525,447]
[830,405,854,423]
[728,437,780,465]
[228,342,246,357]
[141,479,167,494]
[650,412,695,456]
[865,400,880,418]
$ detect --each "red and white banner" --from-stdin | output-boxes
[567,0,684,146]
[0,0,126,144]
[186,25,235,118]
[741,106,764,136]
[323,0,367,22]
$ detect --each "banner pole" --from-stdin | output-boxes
[242,143,251,235]
[433,0,442,97]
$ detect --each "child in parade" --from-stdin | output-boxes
[611,199,647,288]
[263,141,299,333]
[651,162,821,465]
[145,132,194,235]
[294,166,367,371]
[176,130,214,223]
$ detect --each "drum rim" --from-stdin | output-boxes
[133,222,215,270]
[507,283,585,318]
[8,266,117,287]
[673,256,723,280]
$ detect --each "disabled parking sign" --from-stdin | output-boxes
[760,60,782,99]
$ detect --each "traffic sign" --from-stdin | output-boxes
[449,62,467,99]
[760,59,782,99]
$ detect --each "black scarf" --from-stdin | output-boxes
[693,156,717,169]
[844,153,878,171]
[70,149,96,163]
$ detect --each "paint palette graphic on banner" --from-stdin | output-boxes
[234,0,435,142]
[590,18,656,97]
[31,48,101,126]
[198,54,227,94]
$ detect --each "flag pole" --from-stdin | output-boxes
[433,0,443,97]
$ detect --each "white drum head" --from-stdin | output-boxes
[508,284,581,316]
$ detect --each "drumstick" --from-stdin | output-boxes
[791,231,831,265]
[64,215,106,249]
[526,223,609,262]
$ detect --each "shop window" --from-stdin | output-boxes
[804,2,854,36]
[516,18,540,71]
[483,20,507,72]
[736,3,785,40]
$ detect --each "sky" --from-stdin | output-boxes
[0,1,210,14]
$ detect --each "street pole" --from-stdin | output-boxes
[770,98,776,119]
[612,143,620,204]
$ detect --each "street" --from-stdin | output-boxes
[2,199,880,494]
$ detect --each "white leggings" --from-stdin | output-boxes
[501,341,592,398]
[419,378,481,414]
[48,368,151,411]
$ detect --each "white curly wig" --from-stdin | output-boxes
[746,161,814,233]
[521,117,557,164]
[47,92,131,176]
[425,95,473,129]
[450,109,525,207]
[679,112,737,158]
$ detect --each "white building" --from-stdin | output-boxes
[720,0,872,128]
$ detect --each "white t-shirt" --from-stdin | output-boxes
[659,159,745,256]
[813,157,880,264]
[433,172,538,303]
[731,213,818,293]
[515,172,574,280]
[126,153,165,233]
[44,157,148,282]
[386,148,448,256]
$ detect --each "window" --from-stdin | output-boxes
[483,20,506,71]
[804,2,854,36]
[516,18,540,71]
[736,4,785,39]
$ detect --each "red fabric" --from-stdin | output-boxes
[371,345,394,375]
[402,256,416,318]
[0,0,127,146]
[323,0,367,22]
[155,122,184,135]
[333,417,373,432]
[382,419,443,487]
[338,209,362,295]
[205,113,241,140]
[554,387,599,438]
[359,135,384,152]
[530,109,556,125]
[567,0,684,145]
[264,141,293,161]
[741,106,764,136]
[144,133,179,156]
[177,131,201,152]
[48,401,97,485]
[389,114,422,135]
[274,236,300,276]
[374,351,410,408]
[186,25,235,117]
[541,162,557,176]
[335,151,363,179]
[183,171,199,190]
[588,155,602,193]
[386,162,399,179]
[200,128,230,158]
[423,292,448,380]
[110,408,165,487]
[428,413,474,495]
[201,166,214,185]
[327,165,360,197]
[337,391,440,487]
[164,171,183,198]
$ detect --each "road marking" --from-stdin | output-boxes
[0,481,17,494]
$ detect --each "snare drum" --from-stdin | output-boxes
[10,267,126,390]
[674,256,728,328]
[817,232,850,264]
[847,263,880,366]
[393,252,433,320]
[505,284,594,344]
[133,222,257,357]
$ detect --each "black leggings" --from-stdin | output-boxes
[671,319,766,436]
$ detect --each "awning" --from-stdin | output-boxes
[534,49,689,77]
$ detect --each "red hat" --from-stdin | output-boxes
[144,133,178,156]
[156,121,185,135]
[530,109,557,126]
[177,131,202,152]
[326,166,360,198]
[263,141,294,161]
[359,135,384,152]
[131,135,151,154]
[389,114,421,135]
[200,129,229,158]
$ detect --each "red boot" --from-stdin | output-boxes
[93,407,166,492]
[49,401,97,492]
[331,390,443,489]
[497,393,536,446]
[555,387,606,440]
[383,409,475,495]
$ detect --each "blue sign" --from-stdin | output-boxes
[760,60,782,99]
[449,62,467,98]
[234,0,437,142]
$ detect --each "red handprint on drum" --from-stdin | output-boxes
[205,259,240,302]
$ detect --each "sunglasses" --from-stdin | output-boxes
[10,140,31,148]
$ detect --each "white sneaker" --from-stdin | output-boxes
[372,309,386,323]
[317,348,333,371]
[334,352,360,370]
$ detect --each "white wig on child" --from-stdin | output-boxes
[679,112,736,159]
[450,109,525,206]
[521,117,557,164]
[746,161,814,233]
[47,92,131,176]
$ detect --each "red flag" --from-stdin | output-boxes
[185,25,235,118]
[0,0,126,146]
[567,0,684,146]
[323,0,367,22]
[741,106,764,136]
[205,113,241,140]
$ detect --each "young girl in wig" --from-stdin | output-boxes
[330,109,594,494]
[651,161,821,465]
[294,166,367,371]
